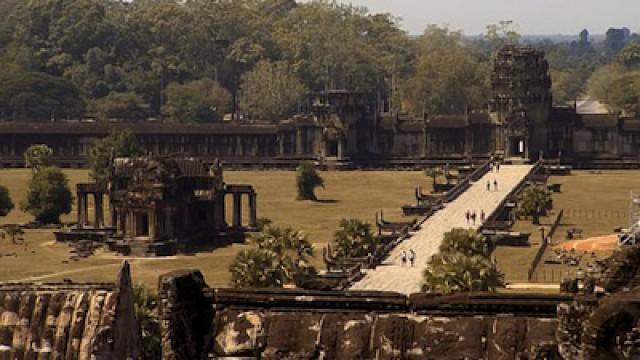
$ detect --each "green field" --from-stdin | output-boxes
[0,169,426,287]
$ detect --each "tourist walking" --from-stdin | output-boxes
[408,249,416,267]
[487,180,491,191]
[401,250,407,266]
[471,211,477,225]
[465,210,471,224]
[496,162,501,172]
[480,209,486,223]
[494,179,498,191]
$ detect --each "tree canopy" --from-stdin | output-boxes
[24,144,53,173]
[89,129,141,185]
[333,218,376,258]
[0,0,634,121]
[296,161,324,201]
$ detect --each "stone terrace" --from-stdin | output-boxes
[352,164,533,294]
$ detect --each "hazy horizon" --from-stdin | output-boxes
[331,0,639,36]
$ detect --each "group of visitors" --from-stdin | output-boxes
[400,249,416,267]
[465,209,486,226]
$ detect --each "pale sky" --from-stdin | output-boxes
[334,0,639,36]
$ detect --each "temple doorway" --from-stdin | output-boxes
[509,137,527,158]
[326,140,338,157]
[136,213,149,237]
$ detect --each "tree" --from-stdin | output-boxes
[333,218,376,258]
[403,26,488,116]
[440,228,493,257]
[424,167,445,185]
[423,228,503,294]
[617,42,640,68]
[422,252,503,294]
[24,144,53,173]
[89,129,141,185]
[133,284,161,360]
[162,79,231,122]
[21,167,73,224]
[484,21,521,53]
[230,225,316,288]
[0,185,14,217]
[239,60,306,121]
[517,186,552,225]
[88,92,149,121]
[296,161,324,201]
[0,71,84,120]
[1,224,24,244]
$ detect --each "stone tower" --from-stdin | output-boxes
[489,45,552,160]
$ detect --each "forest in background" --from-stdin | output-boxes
[0,0,639,123]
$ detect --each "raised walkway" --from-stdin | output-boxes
[351,164,533,294]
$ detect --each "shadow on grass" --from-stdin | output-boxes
[315,199,340,204]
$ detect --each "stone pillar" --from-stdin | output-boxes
[148,210,156,241]
[77,193,85,228]
[278,135,285,156]
[337,138,344,159]
[94,194,104,229]
[217,194,226,229]
[82,194,89,227]
[296,129,303,155]
[165,209,173,237]
[249,192,257,229]
[232,193,242,229]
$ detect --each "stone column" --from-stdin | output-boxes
[337,138,344,159]
[232,193,242,229]
[94,194,104,229]
[148,210,156,241]
[217,194,226,229]
[165,209,173,237]
[77,193,85,228]
[278,135,285,156]
[82,194,89,227]
[249,192,257,229]
[296,129,303,155]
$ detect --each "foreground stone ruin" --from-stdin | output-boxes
[0,262,141,359]
[157,244,640,360]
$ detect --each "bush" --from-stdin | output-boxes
[517,186,552,225]
[296,161,324,201]
[0,185,13,217]
[21,167,73,224]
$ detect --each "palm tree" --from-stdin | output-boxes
[230,225,317,288]
[517,186,552,224]
[422,252,504,294]
[333,218,376,258]
[440,228,493,257]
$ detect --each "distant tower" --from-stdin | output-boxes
[579,29,590,46]
[489,45,552,160]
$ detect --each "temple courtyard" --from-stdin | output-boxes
[0,168,638,289]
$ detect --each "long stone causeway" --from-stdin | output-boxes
[351,164,534,294]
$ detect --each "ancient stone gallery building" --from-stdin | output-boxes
[1,45,640,168]
[65,156,257,256]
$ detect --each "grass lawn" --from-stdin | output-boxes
[0,169,427,288]
[495,170,640,283]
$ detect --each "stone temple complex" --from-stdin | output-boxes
[1,45,640,169]
[57,156,257,256]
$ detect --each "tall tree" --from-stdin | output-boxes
[89,130,141,185]
[517,186,552,225]
[162,79,231,122]
[239,60,306,121]
[403,26,488,116]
